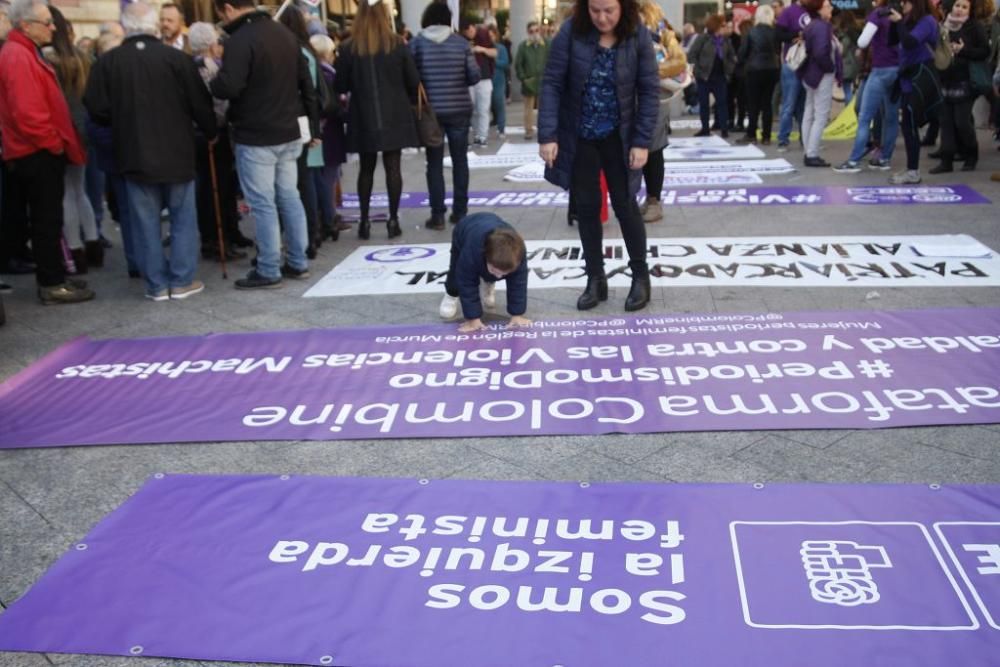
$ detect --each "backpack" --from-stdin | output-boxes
[933,24,953,71]
[785,40,807,71]
[315,68,339,119]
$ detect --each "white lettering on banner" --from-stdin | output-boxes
[357,514,683,546]
[859,336,1000,355]
[303,235,1000,297]
[240,385,1000,433]
[268,511,688,625]
[55,357,293,380]
[963,545,1000,574]
[424,584,687,625]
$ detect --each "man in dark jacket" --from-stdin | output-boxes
[85,1,215,302]
[410,1,479,229]
[210,0,319,290]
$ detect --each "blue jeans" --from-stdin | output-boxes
[125,179,198,295]
[491,78,507,133]
[234,140,309,279]
[778,64,805,144]
[109,174,140,273]
[426,113,471,218]
[848,67,899,163]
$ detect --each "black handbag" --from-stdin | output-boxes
[414,84,443,148]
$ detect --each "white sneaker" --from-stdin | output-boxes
[480,282,496,311]
[439,294,459,319]
[889,169,921,185]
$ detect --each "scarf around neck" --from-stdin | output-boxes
[943,11,968,33]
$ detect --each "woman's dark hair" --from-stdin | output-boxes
[279,6,317,57]
[801,0,825,16]
[421,0,451,28]
[904,0,932,23]
[572,0,640,41]
[47,6,89,99]
[704,13,724,33]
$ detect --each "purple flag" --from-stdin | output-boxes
[0,475,998,666]
[1,308,1000,448]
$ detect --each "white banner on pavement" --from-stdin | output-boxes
[667,136,730,148]
[663,159,795,174]
[663,143,767,160]
[503,161,772,183]
[668,119,706,129]
[447,152,543,169]
[304,234,1000,297]
[496,141,541,156]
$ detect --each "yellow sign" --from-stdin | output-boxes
[822,103,858,141]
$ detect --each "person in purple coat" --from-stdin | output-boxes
[887,0,941,183]
[798,0,840,167]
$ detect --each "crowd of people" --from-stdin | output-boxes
[1,0,1000,317]
[0,0,551,307]
[679,0,1000,182]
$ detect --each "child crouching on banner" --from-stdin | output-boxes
[439,213,531,332]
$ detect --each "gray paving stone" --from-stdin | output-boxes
[532,449,673,483]
[732,434,876,482]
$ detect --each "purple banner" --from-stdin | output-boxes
[0,475,998,666]
[350,185,989,209]
[1,308,999,448]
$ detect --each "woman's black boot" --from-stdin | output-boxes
[576,273,608,311]
[624,272,651,312]
[387,217,402,238]
[358,219,371,240]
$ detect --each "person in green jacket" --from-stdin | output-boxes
[514,20,548,139]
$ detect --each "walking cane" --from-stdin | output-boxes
[207,141,228,279]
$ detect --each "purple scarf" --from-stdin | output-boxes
[712,33,724,59]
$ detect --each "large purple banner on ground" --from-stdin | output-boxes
[1,475,998,666]
[346,185,989,209]
[1,308,999,448]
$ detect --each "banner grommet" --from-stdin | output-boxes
[153,473,165,479]
[319,655,334,664]
[418,479,430,486]
[753,483,765,490]
[579,482,590,489]
[74,543,88,551]
[279,475,291,481]
[129,646,143,655]
[929,483,942,490]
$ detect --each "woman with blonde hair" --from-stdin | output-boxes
[738,4,781,145]
[637,1,687,223]
[335,0,420,239]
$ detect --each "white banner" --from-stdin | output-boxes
[447,152,543,170]
[666,136,730,148]
[503,161,777,183]
[663,144,768,160]
[496,141,541,156]
[662,159,795,174]
[303,234,1000,297]
[668,119,705,129]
